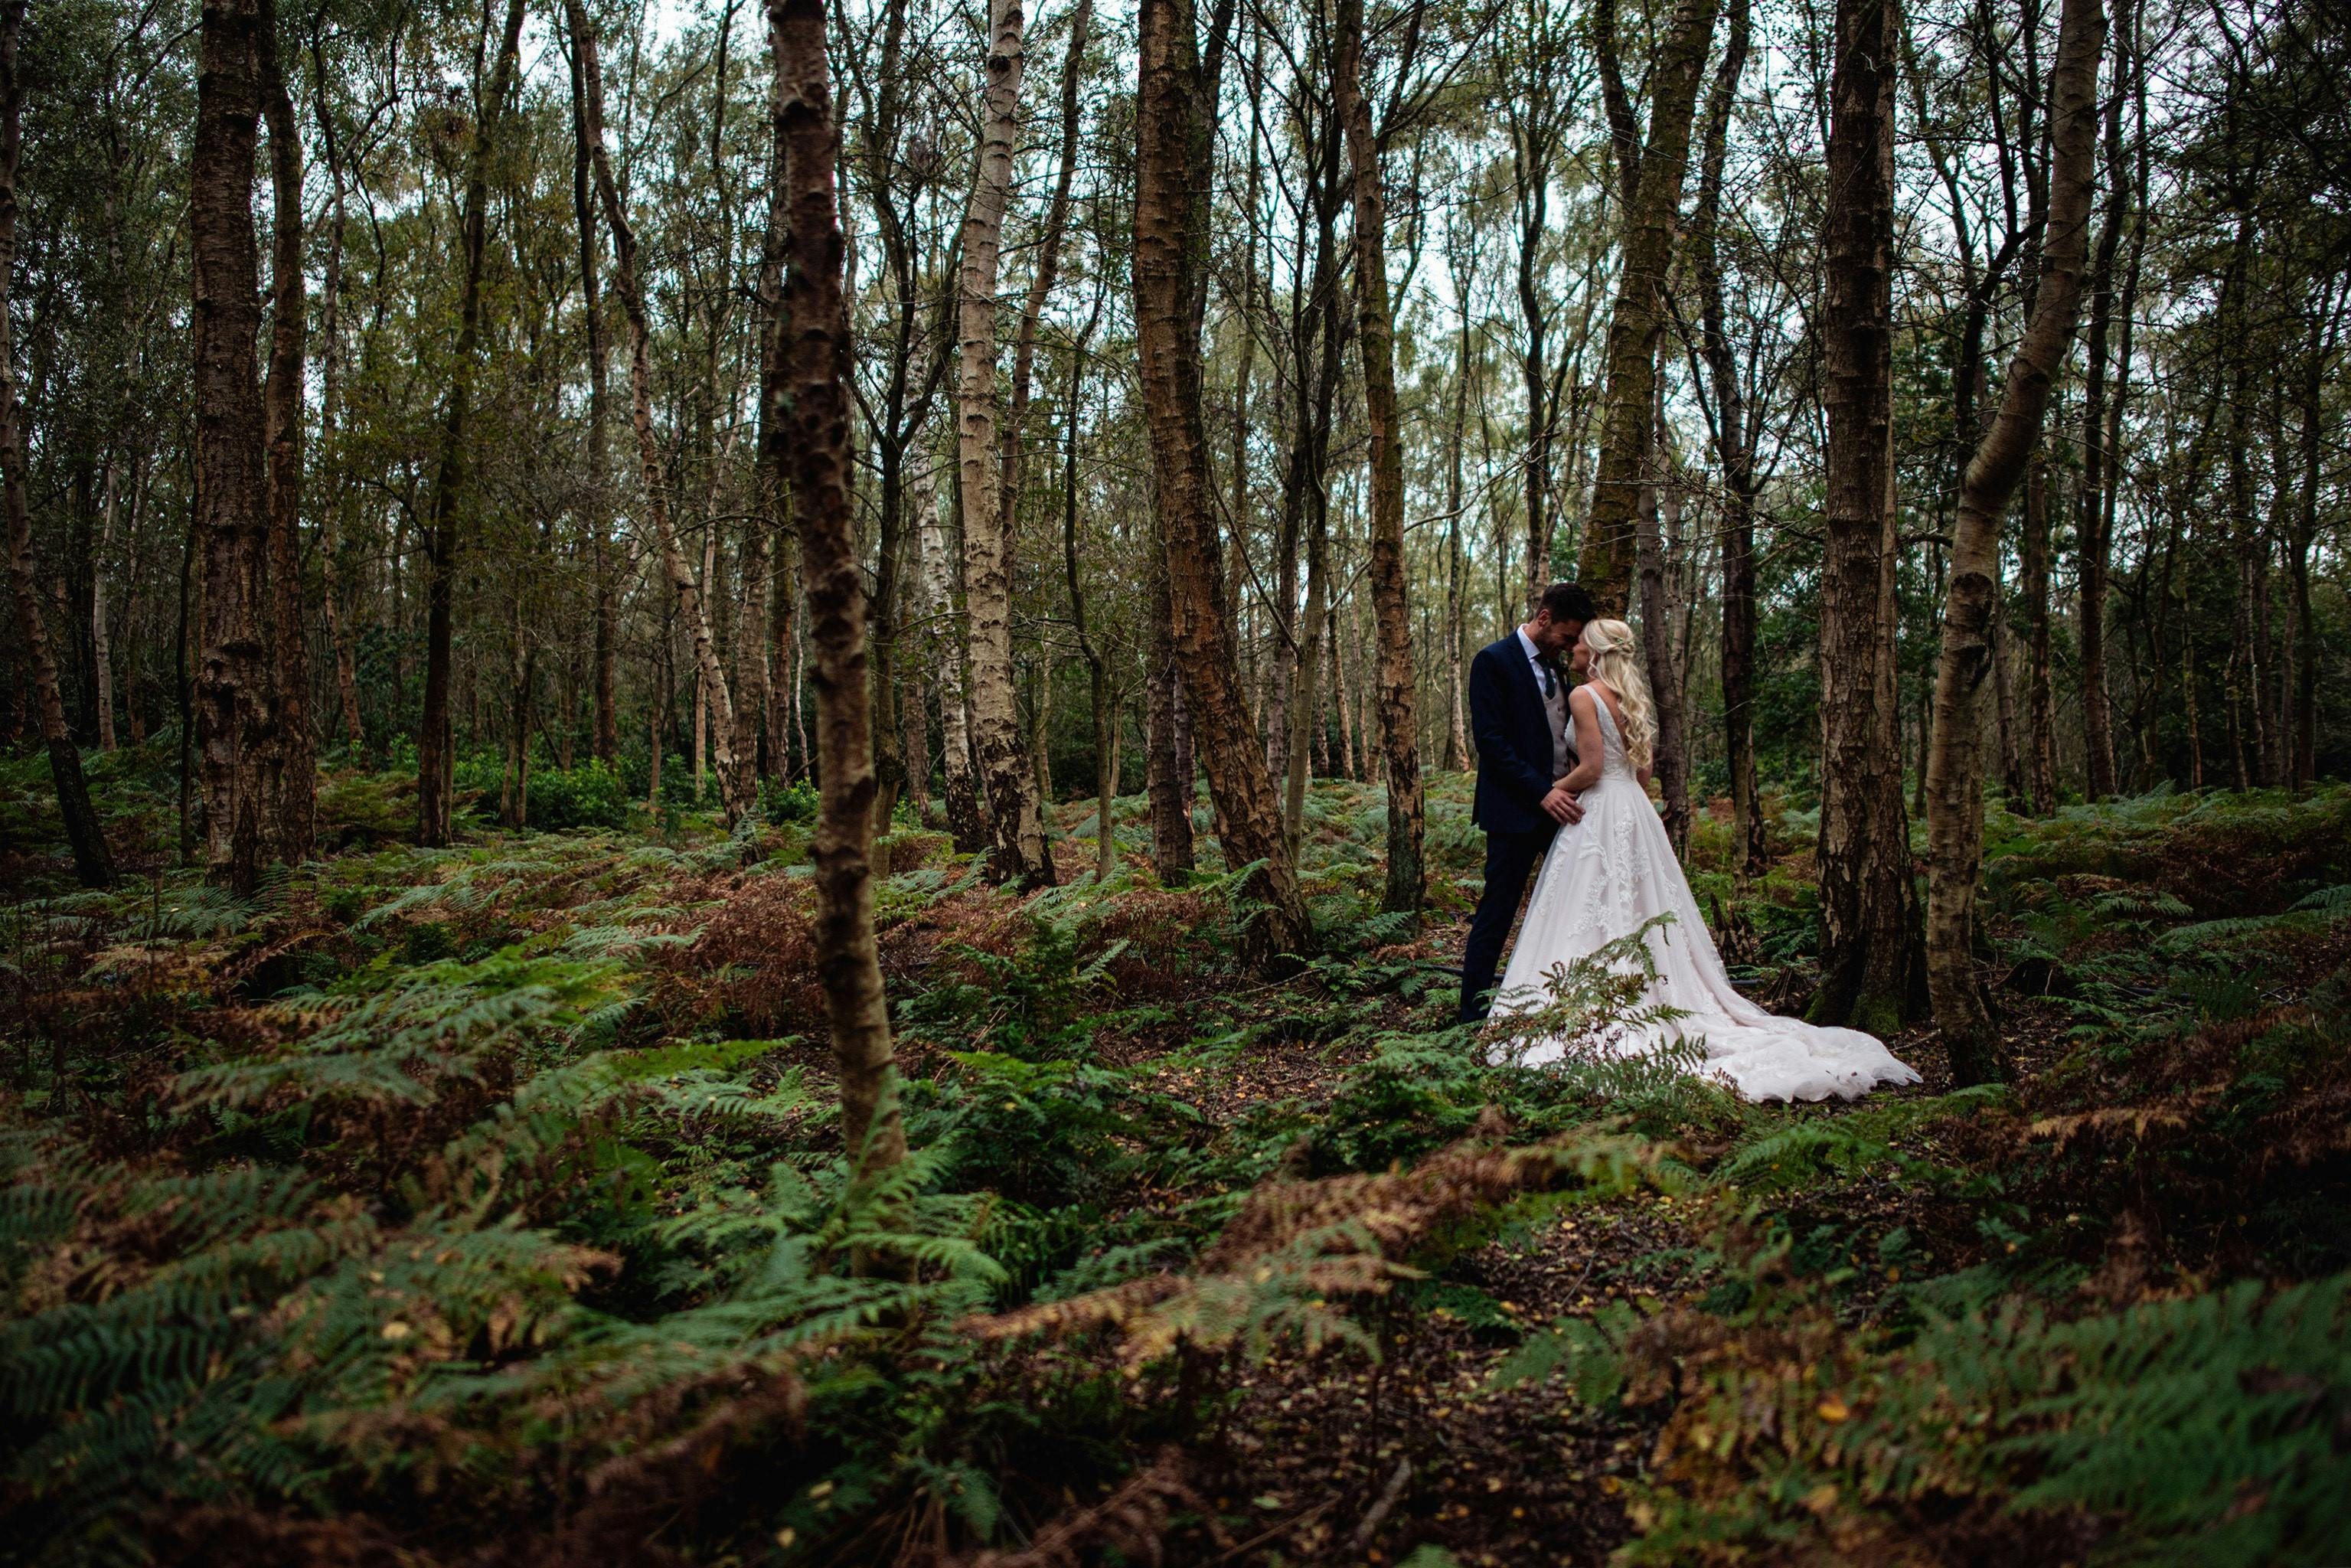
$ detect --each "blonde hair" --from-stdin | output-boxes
[1580,619,1656,769]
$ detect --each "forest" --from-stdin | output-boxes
[1,0,2348,1554]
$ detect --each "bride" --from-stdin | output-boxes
[1490,619,1921,1102]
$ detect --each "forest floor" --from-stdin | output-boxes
[2,750,2348,1566]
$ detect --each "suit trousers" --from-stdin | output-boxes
[1458,825,1556,1024]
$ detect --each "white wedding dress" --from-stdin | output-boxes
[1492,691,1921,1102]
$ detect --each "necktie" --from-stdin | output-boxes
[1538,656,1557,698]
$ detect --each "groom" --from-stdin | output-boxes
[1458,580,1597,1024]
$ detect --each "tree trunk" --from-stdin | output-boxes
[1992,570,2025,805]
[694,526,713,802]
[1061,322,1115,883]
[2021,453,2058,813]
[176,519,194,860]
[769,0,905,1191]
[1638,460,1690,857]
[900,662,932,822]
[735,507,773,796]
[192,0,295,890]
[120,459,151,749]
[1282,170,1346,852]
[1574,0,1720,612]
[0,0,109,885]
[1690,0,1762,876]
[772,530,802,780]
[501,614,532,829]
[1269,102,1341,811]
[92,459,116,752]
[1236,40,1269,782]
[1342,622,1360,781]
[259,15,312,862]
[648,641,667,815]
[2073,0,2132,800]
[1335,0,1422,915]
[570,0,753,826]
[2288,293,2333,788]
[1135,0,1306,958]
[1144,527,1195,880]
[309,47,367,753]
[1719,480,1762,874]
[1442,240,1473,772]
[916,454,982,850]
[1814,0,1919,1035]
[998,0,1090,543]
[958,0,1055,887]
[1031,658,1053,803]
[1507,93,1559,614]
[416,0,527,846]
[1924,0,2105,1084]
[570,28,619,766]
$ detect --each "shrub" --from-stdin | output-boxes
[527,758,633,831]
[763,778,819,825]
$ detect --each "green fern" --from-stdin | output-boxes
[1487,1298,1644,1405]
[1714,1085,2004,1193]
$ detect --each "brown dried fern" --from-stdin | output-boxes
[969,1110,1680,1367]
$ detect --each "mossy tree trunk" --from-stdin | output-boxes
[1135,0,1308,962]
[1813,0,1922,1037]
[1574,0,1720,612]
[1335,0,1423,916]
[1925,0,2107,1083]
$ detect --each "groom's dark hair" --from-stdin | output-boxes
[1538,581,1597,626]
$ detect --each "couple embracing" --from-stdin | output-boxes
[1458,583,1919,1103]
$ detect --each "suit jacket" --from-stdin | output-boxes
[1470,634,1575,835]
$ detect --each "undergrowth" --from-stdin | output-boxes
[1,763,2345,1564]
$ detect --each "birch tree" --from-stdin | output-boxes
[958,0,1056,886]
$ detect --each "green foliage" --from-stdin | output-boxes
[918,1047,1200,1211]
[2,769,2342,1563]
[903,905,1128,1060]
[763,777,820,825]
[1624,1259,2351,1567]
[527,757,635,831]
[1487,1298,1645,1406]
[1928,1275,2351,1562]
[1713,1085,2003,1194]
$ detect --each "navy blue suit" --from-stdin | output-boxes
[1459,634,1569,1023]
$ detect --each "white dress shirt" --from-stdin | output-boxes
[1516,626,1574,782]
[1514,626,1554,696]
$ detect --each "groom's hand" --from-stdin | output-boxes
[1542,786,1583,825]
